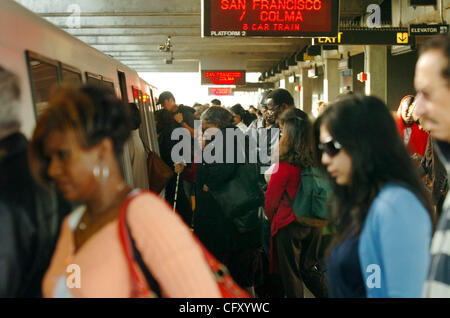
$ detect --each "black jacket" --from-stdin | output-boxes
[155,105,195,168]
[421,136,448,211]
[0,133,70,297]
[193,126,261,256]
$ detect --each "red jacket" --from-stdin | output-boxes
[396,110,429,156]
[264,161,301,273]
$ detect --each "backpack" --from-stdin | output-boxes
[118,190,250,298]
[284,166,331,227]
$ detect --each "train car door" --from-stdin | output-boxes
[132,86,153,154]
[117,71,128,103]
[146,88,161,155]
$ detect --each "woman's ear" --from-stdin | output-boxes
[96,137,114,159]
[281,104,289,113]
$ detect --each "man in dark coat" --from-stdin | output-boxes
[0,66,70,297]
[154,91,195,226]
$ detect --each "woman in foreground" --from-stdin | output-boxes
[29,85,220,298]
[316,94,433,298]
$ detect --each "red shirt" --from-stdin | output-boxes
[264,161,301,273]
[396,112,429,156]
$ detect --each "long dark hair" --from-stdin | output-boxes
[314,94,433,246]
[278,108,315,168]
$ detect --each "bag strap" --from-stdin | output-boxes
[118,189,160,298]
[284,189,294,206]
[126,220,162,297]
[119,190,249,298]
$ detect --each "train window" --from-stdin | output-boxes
[102,77,115,93]
[61,64,82,85]
[117,71,128,102]
[26,51,59,118]
[86,72,103,87]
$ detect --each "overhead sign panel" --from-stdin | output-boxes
[202,0,339,37]
[208,87,234,96]
[410,0,436,5]
[337,58,350,71]
[410,24,449,36]
[201,70,246,85]
[313,28,413,46]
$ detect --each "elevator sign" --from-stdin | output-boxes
[202,0,339,37]
[201,70,246,85]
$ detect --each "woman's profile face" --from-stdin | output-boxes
[233,114,241,125]
[44,130,100,202]
[200,121,220,149]
[319,124,353,186]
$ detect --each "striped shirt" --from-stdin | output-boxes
[423,140,450,297]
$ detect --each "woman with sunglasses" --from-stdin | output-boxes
[264,108,328,298]
[315,95,433,298]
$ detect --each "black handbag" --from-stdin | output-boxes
[232,207,266,234]
[209,163,265,220]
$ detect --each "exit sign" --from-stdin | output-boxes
[201,70,246,85]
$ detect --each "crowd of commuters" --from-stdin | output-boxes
[0,36,449,298]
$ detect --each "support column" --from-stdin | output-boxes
[293,77,300,109]
[364,46,387,102]
[284,74,296,104]
[300,68,313,114]
[323,59,340,103]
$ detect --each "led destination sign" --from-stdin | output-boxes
[202,0,339,37]
[201,70,246,85]
[208,87,235,96]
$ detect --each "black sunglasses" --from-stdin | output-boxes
[318,137,343,157]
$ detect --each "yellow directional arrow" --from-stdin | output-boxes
[397,32,409,44]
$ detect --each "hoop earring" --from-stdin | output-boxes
[102,166,110,180]
[93,159,110,181]
[93,164,101,178]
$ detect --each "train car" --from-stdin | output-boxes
[0,0,160,187]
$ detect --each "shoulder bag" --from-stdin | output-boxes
[118,190,249,298]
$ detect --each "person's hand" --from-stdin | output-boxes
[174,162,186,174]
[203,184,209,192]
[174,113,183,124]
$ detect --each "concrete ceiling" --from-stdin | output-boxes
[14,0,379,73]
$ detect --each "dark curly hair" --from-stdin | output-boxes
[29,84,131,187]
[200,106,234,129]
[267,88,294,108]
